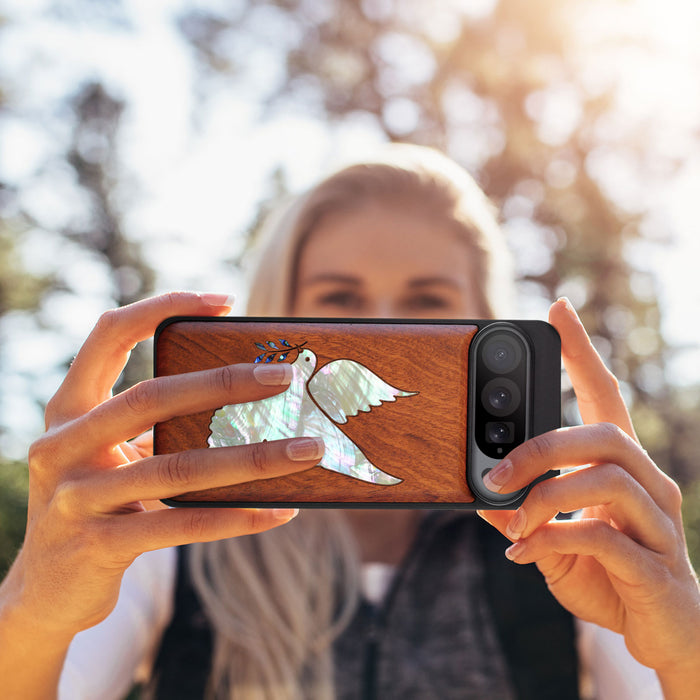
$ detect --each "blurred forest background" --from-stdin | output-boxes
[1,0,700,575]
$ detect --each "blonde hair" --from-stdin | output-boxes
[188,145,514,699]
[189,512,359,700]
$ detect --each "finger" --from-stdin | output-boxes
[120,441,144,462]
[66,362,293,454]
[47,292,234,424]
[503,464,675,554]
[84,437,325,508]
[503,518,662,588]
[483,424,680,514]
[109,506,301,558]
[476,509,515,539]
[548,298,636,439]
[119,431,153,462]
[128,430,153,459]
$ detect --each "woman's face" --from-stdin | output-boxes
[293,202,484,319]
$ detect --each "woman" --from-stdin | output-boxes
[0,145,698,699]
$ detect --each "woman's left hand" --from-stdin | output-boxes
[478,298,700,696]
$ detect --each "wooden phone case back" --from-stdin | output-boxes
[154,319,478,506]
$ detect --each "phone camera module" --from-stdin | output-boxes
[482,334,522,374]
[471,324,531,462]
[486,421,515,444]
[468,320,558,507]
[481,378,521,417]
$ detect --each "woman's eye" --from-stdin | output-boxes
[316,290,364,310]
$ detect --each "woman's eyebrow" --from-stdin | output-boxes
[407,277,462,289]
[301,273,361,286]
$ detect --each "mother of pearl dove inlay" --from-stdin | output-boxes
[208,347,418,485]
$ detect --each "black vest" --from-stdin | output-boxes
[148,514,579,699]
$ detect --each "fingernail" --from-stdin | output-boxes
[483,460,512,493]
[254,364,293,386]
[286,437,325,462]
[506,509,527,540]
[505,541,527,561]
[199,293,236,308]
[557,296,578,319]
[273,508,299,521]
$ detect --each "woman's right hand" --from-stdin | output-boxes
[1,292,324,643]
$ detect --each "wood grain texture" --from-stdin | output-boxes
[155,319,478,505]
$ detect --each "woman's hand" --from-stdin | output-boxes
[478,298,700,696]
[1,292,324,647]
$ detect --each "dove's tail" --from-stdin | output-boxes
[396,390,418,398]
[321,461,402,485]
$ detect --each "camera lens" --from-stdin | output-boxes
[482,334,523,374]
[489,387,510,410]
[486,421,514,443]
[481,378,521,417]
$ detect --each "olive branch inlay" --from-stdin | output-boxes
[253,339,307,364]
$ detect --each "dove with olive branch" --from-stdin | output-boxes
[208,340,418,485]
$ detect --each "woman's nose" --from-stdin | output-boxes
[371,300,402,318]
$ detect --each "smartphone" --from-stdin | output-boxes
[154,317,560,509]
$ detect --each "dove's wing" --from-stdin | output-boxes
[209,391,297,447]
[209,370,305,446]
[307,359,417,425]
[299,398,402,485]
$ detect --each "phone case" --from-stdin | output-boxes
[154,317,560,509]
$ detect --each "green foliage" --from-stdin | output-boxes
[682,478,700,572]
[0,226,53,315]
[0,460,28,577]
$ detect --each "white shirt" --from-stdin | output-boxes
[59,548,663,700]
